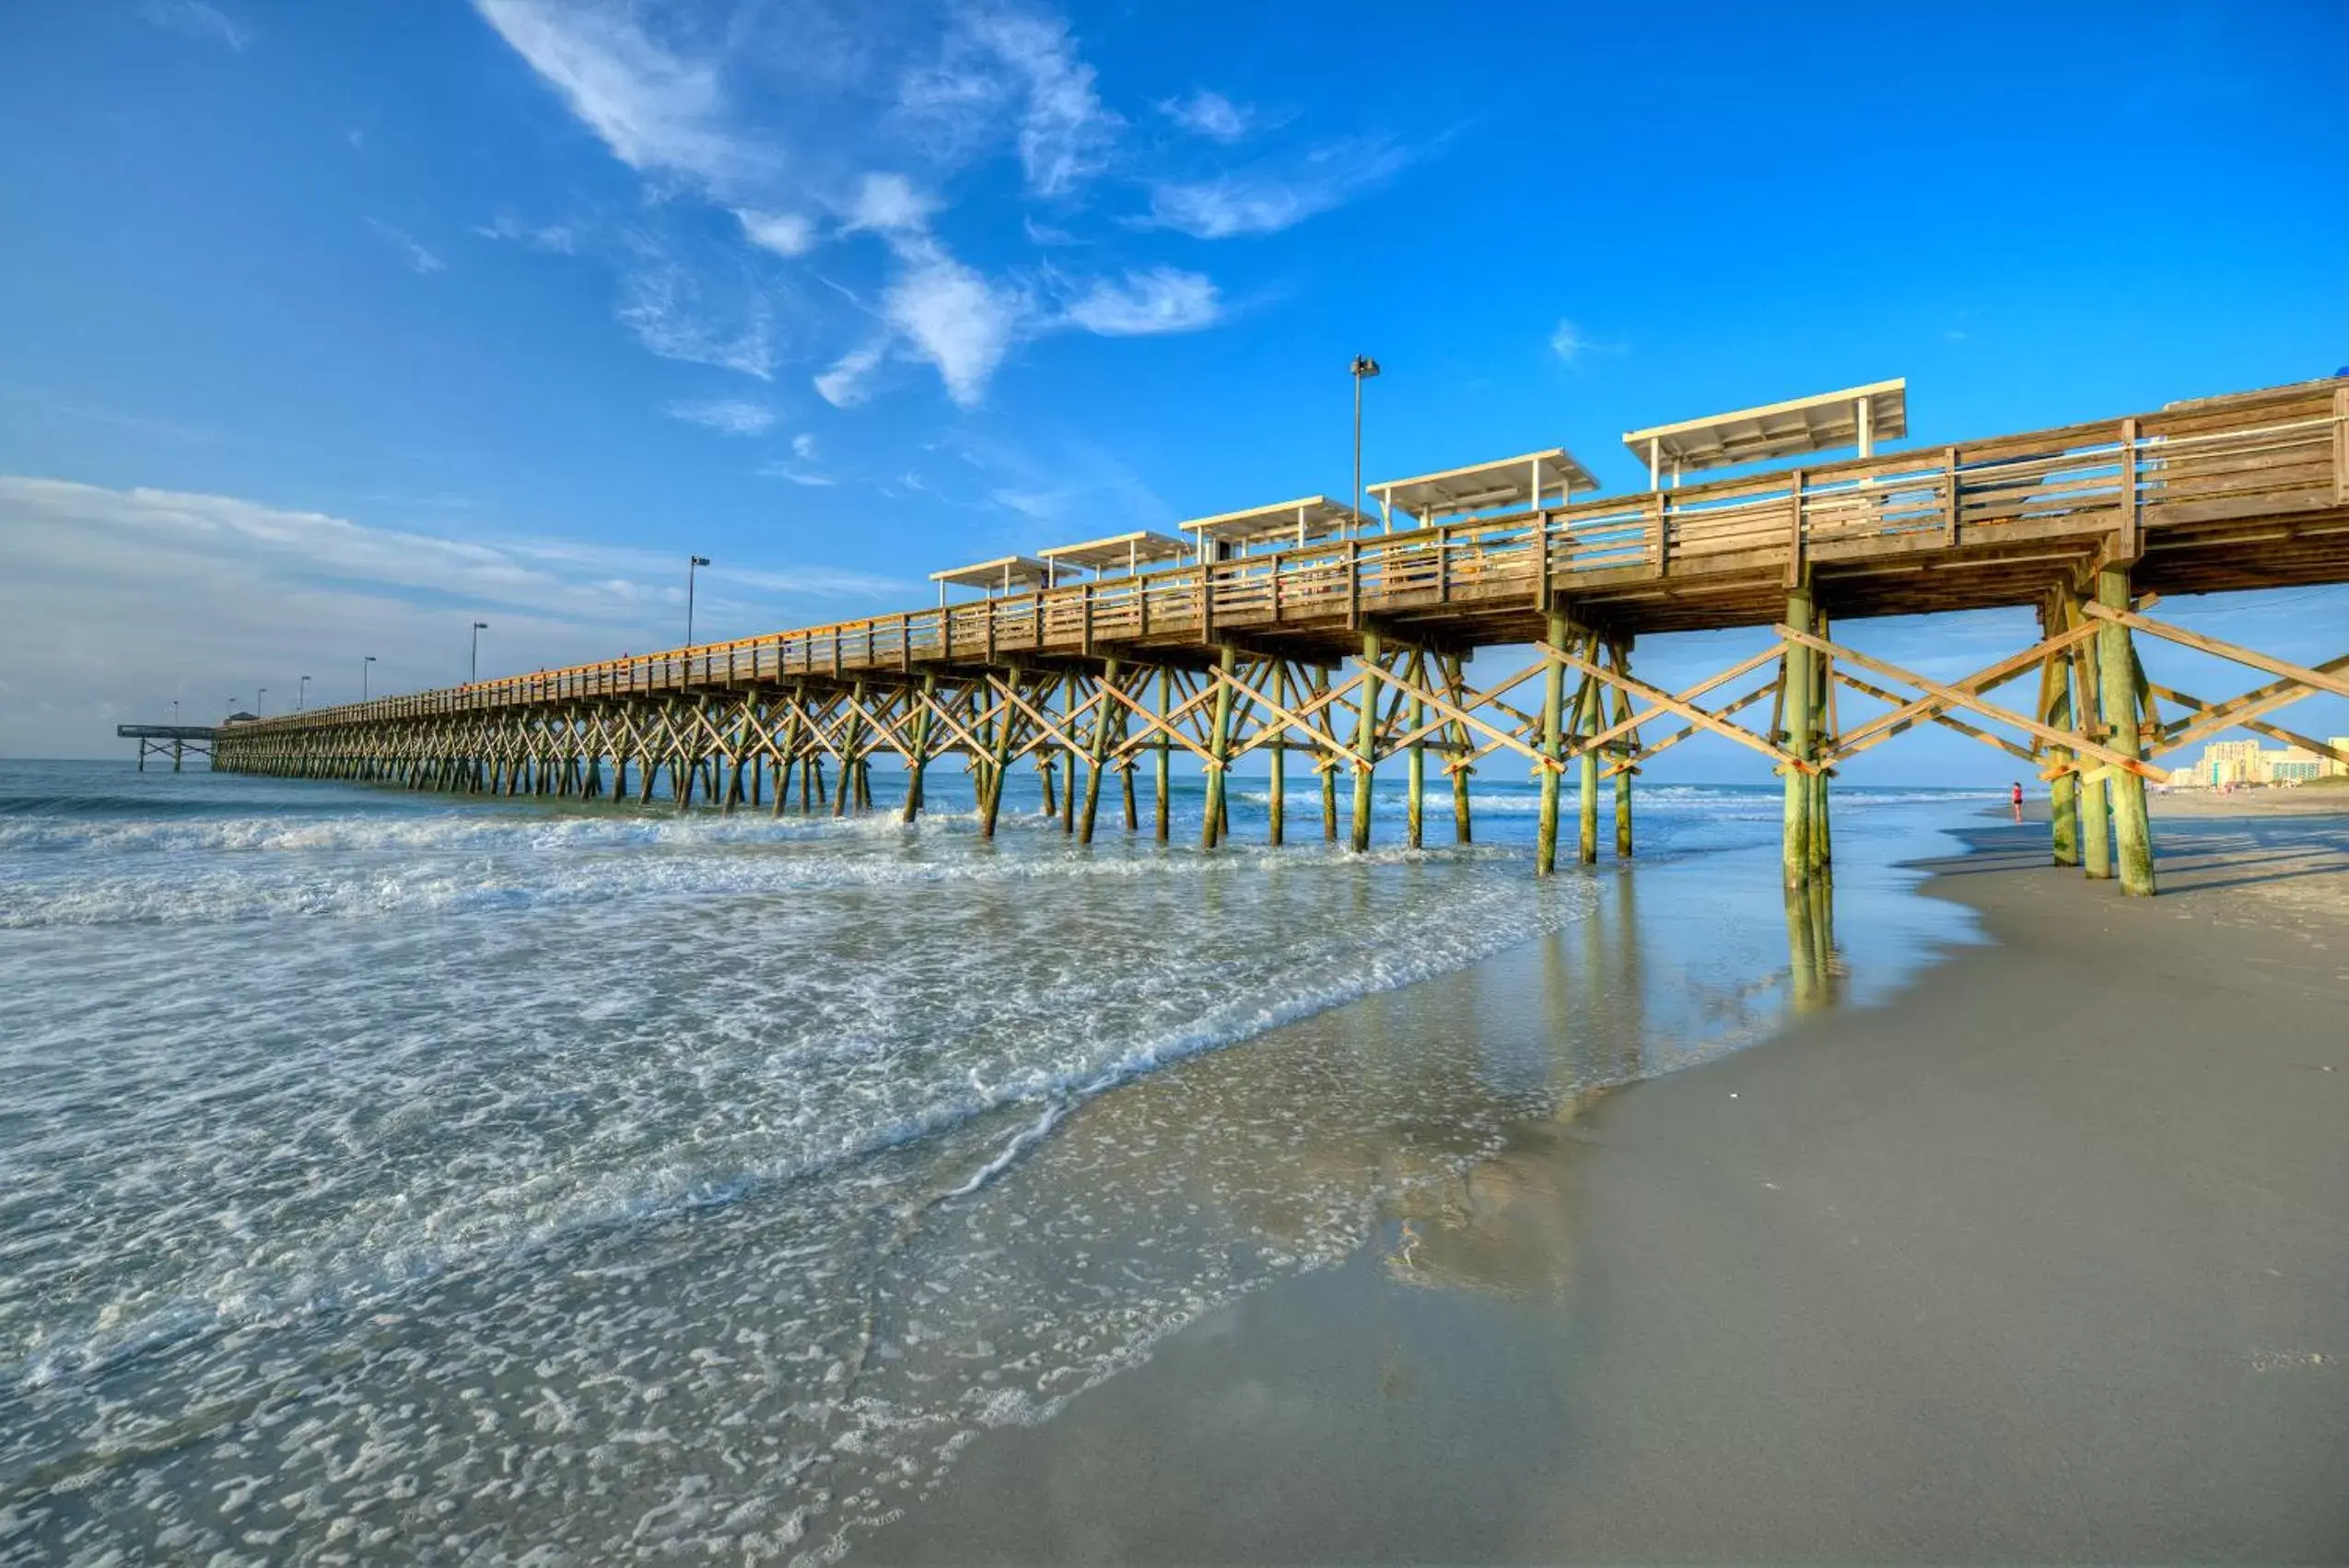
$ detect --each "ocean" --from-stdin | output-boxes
[0,758,1985,1564]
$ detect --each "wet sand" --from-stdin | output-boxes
[866,813,2349,1563]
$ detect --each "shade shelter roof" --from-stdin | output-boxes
[1622,379,1906,478]
[1372,448,1601,525]
[1036,530,1191,575]
[929,555,1053,593]
[1177,496,1371,552]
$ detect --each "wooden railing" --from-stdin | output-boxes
[243,382,2347,731]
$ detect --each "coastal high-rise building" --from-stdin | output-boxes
[2190,737,2349,785]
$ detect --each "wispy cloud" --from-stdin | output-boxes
[897,7,1120,198]
[735,208,814,257]
[472,0,763,197]
[756,461,836,487]
[815,340,888,409]
[1157,89,1256,143]
[791,433,820,462]
[365,219,445,275]
[1142,136,1410,239]
[615,238,774,379]
[474,212,578,253]
[1059,267,1220,335]
[1549,320,1591,363]
[140,0,248,51]
[666,397,776,436]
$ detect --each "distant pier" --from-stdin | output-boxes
[199,376,2349,896]
[117,724,219,772]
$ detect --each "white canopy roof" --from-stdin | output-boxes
[1622,379,1906,477]
[929,555,1053,592]
[1177,496,1371,550]
[1036,530,1190,574]
[1373,448,1600,523]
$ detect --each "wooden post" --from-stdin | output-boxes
[2041,604,2079,865]
[1316,667,1338,841]
[1609,637,1635,857]
[1202,647,1236,848]
[1153,665,1172,843]
[1350,630,1381,853]
[1405,648,1426,849]
[2097,565,2157,895]
[1080,659,1117,844]
[1536,610,1568,876]
[1060,671,1079,834]
[835,684,863,815]
[1268,664,1286,848]
[2069,588,2114,881]
[903,673,934,823]
[1445,654,1473,845]
[1782,586,1815,887]
[1575,640,1600,866]
[1809,615,1832,877]
[980,674,1015,839]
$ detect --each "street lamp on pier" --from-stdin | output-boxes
[257,686,268,715]
[470,622,488,684]
[363,655,376,699]
[298,674,310,711]
[686,556,711,647]
[1350,355,1381,533]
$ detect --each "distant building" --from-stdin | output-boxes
[2190,737,2349,785]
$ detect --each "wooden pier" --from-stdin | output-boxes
[118,724,219,772]
[211,376,2349,895]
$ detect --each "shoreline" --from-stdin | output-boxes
[862,808,2349,1563]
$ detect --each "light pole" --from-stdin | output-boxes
[171,699,180,724]
[1350,355,1381,532]
[470,622,488,684]
[363,655,376,699]
[686,556,711,646]
[298,674,310,711]
[257,686,268,715]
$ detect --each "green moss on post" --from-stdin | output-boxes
[1536,610,1567,876]
[1782,587,1814,888]
[1350,631,1381,852]
[2098,566,2157,895]
[1201,646,1235,850]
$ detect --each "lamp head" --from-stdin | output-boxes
[473,621,488,630]
[691,556,711,568]
[1350,356,1381,379]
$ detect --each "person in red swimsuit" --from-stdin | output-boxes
[2011,780,2024,823]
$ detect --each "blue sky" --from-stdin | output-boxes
[2,0,2344,774]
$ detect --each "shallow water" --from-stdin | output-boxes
[0,760,1982,1563]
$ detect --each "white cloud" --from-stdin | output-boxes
[734,208,814,257]
[615,243,774,379]
[882,238,1024,407]
[1060,267,1220,335]
[1157,89,1252,142]
[471,1,763,195]
[843,171,940,234]
[140,0,247,50]
[365,219,445,275]
[1548,320,1591,363]
[791,433,820,461]
[757,462,836,487]
[666,398,776,436]
[1142,137,1408,239]
[0,474,910,754]
[815,340,888,408]
[897,6,1119,198]
[474,212,578,253]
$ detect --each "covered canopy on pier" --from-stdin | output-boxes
[1623,379,1906,488]
[1179,496,1370,559]
[1037,530,1190,578]
[931,555,1053,603]
[1372,448,1600,529]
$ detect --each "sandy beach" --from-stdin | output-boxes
[866,811,2349,1563]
